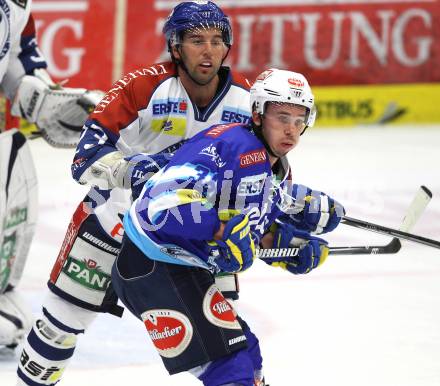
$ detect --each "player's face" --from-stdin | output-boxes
[173,27,229,85]
[256,102,307,158]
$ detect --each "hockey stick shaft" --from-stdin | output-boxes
[258,186,432,258]
[330,185,432,255]
[341,216,440,249]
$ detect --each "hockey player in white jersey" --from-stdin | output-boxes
[0,0,102,352]
[16,1,263,385]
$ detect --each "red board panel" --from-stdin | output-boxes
[32,1,440,89]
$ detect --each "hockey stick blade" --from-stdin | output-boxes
[331,185,432,255]
[329,238,401,255]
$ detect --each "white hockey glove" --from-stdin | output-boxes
[80,151,172,194]
[11,69,104,148]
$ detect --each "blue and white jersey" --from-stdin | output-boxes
[125,123,293,272]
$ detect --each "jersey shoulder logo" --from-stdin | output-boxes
[199,143,227,167]
[205,123,241,138]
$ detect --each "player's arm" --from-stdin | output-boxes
[262,220,329,274]
[141,143,224,241]
[1,14,47,100]
[72,119,174,193]
[71,73,178,193]
[71,118,129,189]
[141,137,255,272]
[281,182,345,234]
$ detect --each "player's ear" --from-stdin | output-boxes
[252,111,262,126]
[171,45,181,60]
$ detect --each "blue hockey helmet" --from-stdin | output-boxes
[163,1,233,47]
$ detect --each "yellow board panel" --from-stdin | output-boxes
[314,83,440,127]
[3,84,439,134]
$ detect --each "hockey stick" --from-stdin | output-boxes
[257,186,432,259]
[331,185,432,255]
[257,238,402,259]
[341,216,440,249]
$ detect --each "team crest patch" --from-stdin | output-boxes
[142,309,193,358]
[203,285,241,329]
[11,0,27,9]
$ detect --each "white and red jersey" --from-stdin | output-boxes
[72,61,252,241]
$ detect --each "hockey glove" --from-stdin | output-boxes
[214,214,256,273]
[124,152,173,199]
[287,184,345,234]
[265,221,329,274]
[11,69,104,148]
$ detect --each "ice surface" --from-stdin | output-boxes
[1,126,440,385]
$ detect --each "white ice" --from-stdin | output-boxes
[1,125,440,385]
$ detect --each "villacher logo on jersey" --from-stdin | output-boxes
[142,309,193,358]
[202,285,241,330]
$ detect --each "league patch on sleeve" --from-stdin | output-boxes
[205,123,240,138]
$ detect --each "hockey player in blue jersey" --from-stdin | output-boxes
[111,68,345,385]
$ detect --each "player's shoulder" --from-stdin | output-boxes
[93,61,177,115]
[8,0,32,38]
[123,61,177,91]
[228,68,252,91]
[200,123,260,150]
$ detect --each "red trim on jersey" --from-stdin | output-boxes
[91,62,178,136]
[230,71,252,90]
[5,100,20,130]
[49,202,91,283]
[22,13,36,37]
[205,123,241,138]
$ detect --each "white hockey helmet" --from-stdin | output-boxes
[250,68,316,129]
